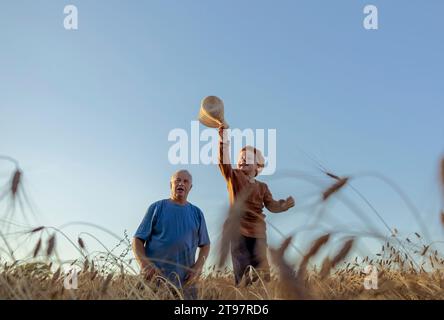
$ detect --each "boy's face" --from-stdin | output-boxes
[237,150,258,176]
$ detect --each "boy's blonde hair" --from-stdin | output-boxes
[239,146,265,176]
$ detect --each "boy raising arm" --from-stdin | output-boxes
[218,126,295,285]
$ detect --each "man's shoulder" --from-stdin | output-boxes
[148,199,168,211]
[187,202,204,216]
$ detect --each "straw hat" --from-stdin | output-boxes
[198,96,229,128]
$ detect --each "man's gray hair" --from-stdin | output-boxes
[170,169,193,182]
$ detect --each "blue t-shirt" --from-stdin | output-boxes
[134,199,210,286]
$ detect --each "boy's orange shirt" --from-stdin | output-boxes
[218,139,285,239]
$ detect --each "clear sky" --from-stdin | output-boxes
[1,0,443,266]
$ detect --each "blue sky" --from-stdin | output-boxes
[1,1,443,266]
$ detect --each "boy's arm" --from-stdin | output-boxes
[218,126,233,179]
[263,184,295,213]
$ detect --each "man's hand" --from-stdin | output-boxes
[132,238,158,281]
[140,259,158,281]
[184,264,203,284]
[185,244,209,284]
[281,196,295,211]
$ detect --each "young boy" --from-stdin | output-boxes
[218,127,295,285]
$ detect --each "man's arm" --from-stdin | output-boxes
[185,244,210,283]
[133,203,159,278]
[218,126,233,180]
[132,237,158,280]
[195,244,210,270]
[185,208,211,283]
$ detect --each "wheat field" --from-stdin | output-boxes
[1,156,444,300]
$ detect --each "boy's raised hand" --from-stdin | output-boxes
[219,125,229,142]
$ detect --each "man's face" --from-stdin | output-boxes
[170,171,192,200]
[237,150,258,176]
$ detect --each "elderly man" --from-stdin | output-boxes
[132,170,210,293]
